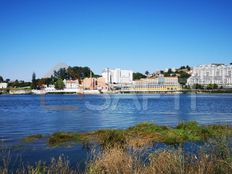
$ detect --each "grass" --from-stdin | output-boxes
[2,141,232,174]
[48,132,81,146]
[22,134,43,143]
[4,122,232,173]
[87,138,232,174]
[23,121,232,148]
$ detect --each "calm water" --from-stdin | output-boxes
[0,94,232,168]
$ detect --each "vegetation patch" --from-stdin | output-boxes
[48,132,81,146]
[23,134,43,143]
[24,121,232,148]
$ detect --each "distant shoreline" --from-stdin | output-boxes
[1,90,232,95]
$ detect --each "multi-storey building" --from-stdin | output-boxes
[187,64,232,87]
[82,77,108,91]
[102,68,133,84]
[129,77,181,92]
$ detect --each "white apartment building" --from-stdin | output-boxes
[187,64,232,87]
[0,83,7,89]
[102,68,133,84]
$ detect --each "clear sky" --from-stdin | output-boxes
[0,0,232,81]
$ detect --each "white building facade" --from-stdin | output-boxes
[102,68,133,84]
[63,79,79,89]
[0,83,7,89]
[187,64,232,87]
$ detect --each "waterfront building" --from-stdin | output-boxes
[187,64,232,87]
[129,77,181,92]
[63,79,79,89]
[44,85,56,93]
[0,83,7,89]
[82,77,108,91]
[102,68,133,84]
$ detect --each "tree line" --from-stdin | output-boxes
[31,66,96,89]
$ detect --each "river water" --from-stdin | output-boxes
[0,94,232,169]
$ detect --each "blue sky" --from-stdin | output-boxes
[0,0,232,81]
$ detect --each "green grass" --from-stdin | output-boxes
[48,132,81,146]
[23,121,232,147]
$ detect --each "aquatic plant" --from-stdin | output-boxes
[2,135,232,174]
[24,121,232,148]
[22,134,43,143]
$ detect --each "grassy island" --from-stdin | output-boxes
[24,121,232,148]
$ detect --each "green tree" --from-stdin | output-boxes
[53,66,95,81]
[192,84,204,89]
[186,65,191,71]
[0,76,3,82]
[178,71,191,85]
[55,79,65,90]
[31,72,37,89]
[133,72,146,80]
[145,71,149,76]
[207,84,218,89]
[167,68,173,73]
[180,66,186,69]
[213,84,218,89]
[54,68,68,80]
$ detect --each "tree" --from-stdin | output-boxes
[178,71,191,85]
[192,84,204,89]
[167,68,173,74]
[207,84,218,90]
[54,68,68,80]
[186,65,191,71]
[180,66,186,69]
[53,66,95,81]
[55,79,65,90]
[31,72,37,89]
[0,76,3,82]
[145,71,149,76]
[133,72,146,80]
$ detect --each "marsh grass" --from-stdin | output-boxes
[18,121,232,173]
[48,132,81,146]
[24,121,232,148]
[87,140,232,174]
[2,135,232,173]
[22,134,43,143]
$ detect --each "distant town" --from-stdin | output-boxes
[1,63,232,94]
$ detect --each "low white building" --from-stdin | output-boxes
[63,79,79,89]
[102,68,133,84]
[0,83,7,89]
[187,64,232,87]
[44,85,56,93]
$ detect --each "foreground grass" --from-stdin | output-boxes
[24,121,232,148]
[2,122,232,173]
[2,137,232,174]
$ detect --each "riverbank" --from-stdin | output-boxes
[2,88,232,95]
